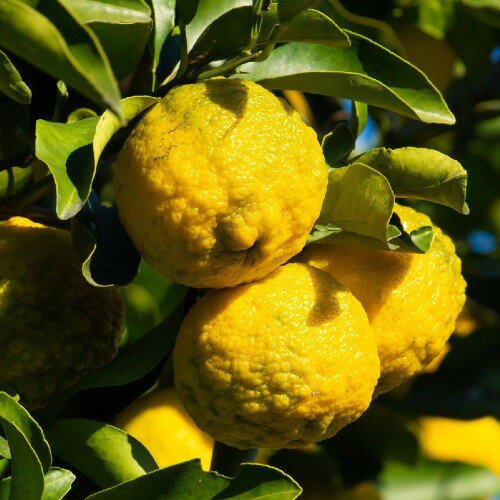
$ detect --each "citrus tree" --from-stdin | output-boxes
[0,0,499,499]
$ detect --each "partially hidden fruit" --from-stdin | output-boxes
[419,416,500,475]
[114,387,213,469]
[113,78,327,289]
[0,217,124,409]
[296,204,466,395]
[173,263,380,449]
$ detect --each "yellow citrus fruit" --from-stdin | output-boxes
[173,263,380,449]
[296,204,466,394]
[0,217,124,409]
[114,387,213,469]
[419,416,500,475]
[113,78,327,289]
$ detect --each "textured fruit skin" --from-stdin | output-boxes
[0,217,124,409]
[297,204,466,394]
[114,388,213,469]
[113,78,327,288]
[173,263,380,449]
[420,416,500,475]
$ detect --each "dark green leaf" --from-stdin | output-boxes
[0,0,122,117]
[380,460,500,500]
[0,396,45,500]
[71,202,141,286]
[147,0,176,89]
[85,460,301,499]
[0,393,51,472]
[70,300,185,393]
[178,0,200,25]
[36,96,158,219]
[0,458,8,477]
[0,95,29,165]
[41,468,75,500]
[60,0,153,80]
[0,49,31,104]
[189,4,348,70]
[185,0,252,55]
[236,32,455,124]
[278,0,318,22]
[318,162,395,242]
[353,147,469,214]
[321,122,355,167]
[46,419,157,489]
[36,116,100,220]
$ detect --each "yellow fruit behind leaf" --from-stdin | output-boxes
[114,387,213,470]
[297,204,466,394]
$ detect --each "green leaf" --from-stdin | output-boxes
[0,167,32,202]
[0,395,45,500]
[70,300,185,393]
[0,50,31,104]
[236,31,455,124]
[321,122,355,168]
[380,459,500,500]
[177,0,200,25]
[0,95,29,165]
[278,0,318,22]
[307,223,342,244]
[318,162,395,242]
[85,460,301,499]
[60,0,153,80]
[189,4,348,71]
[36,96,158,219]
[350,100,367,137]
[0,393,51,472]
[147,0,176,89]
[353,147,469,214]
[185,0,252,55]
[41,468,75,500]
[35,116,100,220]
[93,96,159,171]
[67,108,98,123]
[46,419,157,489]
[0,0,122,117]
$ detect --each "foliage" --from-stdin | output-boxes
[0,0,499,498]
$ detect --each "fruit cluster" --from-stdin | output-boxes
[1,79,465,453]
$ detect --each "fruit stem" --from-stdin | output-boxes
[210,441,258,477]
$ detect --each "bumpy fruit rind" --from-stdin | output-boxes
[297,204,466,394]
[174,263,380,449]
[113,78,327,289]
[0,217,124,409]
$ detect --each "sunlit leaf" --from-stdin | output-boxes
[353,147,469,214]
[0,49,31,104]
[46,419,157,488]
[236,32,455,124]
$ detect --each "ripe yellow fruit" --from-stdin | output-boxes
[114,388,213,469]
[173,263,380,449]
[113,78,327,289]
[419,416,500,475]
[296,204,466,394]
[0,217,124,409]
